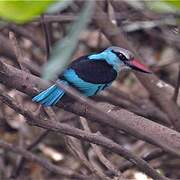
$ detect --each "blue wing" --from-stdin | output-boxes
[66,56,117,84]
[63,69,112,96]
[59,57,117,96]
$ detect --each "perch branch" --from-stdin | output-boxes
[0,61,180,157]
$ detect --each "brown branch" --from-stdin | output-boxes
[8,24,45,49]
[65,136,107,179]
[0,140,88,179]
[119,149,165,172]
[11,130,49,178]
[9,31,29,72]
[80,117,123,179]
[94,92,170,125]
[0,34,16,60]
[56,77,180,157]
[41,15,51,60]
[0,61,180,157]
[45,108,107,179]
[88,149,111,180]
[65,136,94,171]
[38,14,77,23]
[94,1,180,130]
[172,65,180,103]
[0,90,169,180]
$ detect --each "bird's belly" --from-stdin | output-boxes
[68,77,109,96]
[63,69,112,96]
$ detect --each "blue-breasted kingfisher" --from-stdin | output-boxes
[32,46,151,106]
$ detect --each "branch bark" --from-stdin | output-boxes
[0,61,180,157]
[80,117,123,179]
[0,140,88,179]
[0,90,169,180]
[11,130,49,178]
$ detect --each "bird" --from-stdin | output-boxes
[32,46,151,107]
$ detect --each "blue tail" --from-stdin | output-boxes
[32,80,67,107]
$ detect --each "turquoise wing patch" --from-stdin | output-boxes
[63,69,108,96]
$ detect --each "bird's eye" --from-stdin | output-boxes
[118,53,127,61]
[111,50,128,61]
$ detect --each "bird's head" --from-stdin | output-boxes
[104,46,152,73]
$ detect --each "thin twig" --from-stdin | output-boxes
[9,31,28,71]
[172,65,180,103]
[119,149,165,172]
[65,136,108,179]
[41,15,51,60]
[44,108,104,178]
[0,140,88,179]
[11,130,50,178]
[80,117,123,179]
[8,24,45,49]
[88,148,111,180]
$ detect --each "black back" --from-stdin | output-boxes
[60,56,117,84]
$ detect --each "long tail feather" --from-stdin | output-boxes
[32,80,67,107]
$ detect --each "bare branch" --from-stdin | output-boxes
[80,117,123,179]
[8,24,45,49]
[11,130,50,178]
[0,90,168,180]
[0,61,180,157]
[41,15,51,60]
[45,108,108,179]
[65,136,107,179]
[119,149,165,172]
[172,65,180,103]
[0,140,88,179]
[9,31,29,72]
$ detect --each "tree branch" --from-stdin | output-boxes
[119,149,165,172]
[0,140,88,179]
[172,65,180,103]
[0,61,180,157]
[80,117,123,179]
[0,90,169,180]
[11,130,49,178]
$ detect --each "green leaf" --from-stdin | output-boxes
[48,0,74,13]
[0,0,55,23]
[166,0,180,8]
[42,1,94,80]
[146,0,180,12]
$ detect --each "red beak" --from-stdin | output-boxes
[128,59,152,73]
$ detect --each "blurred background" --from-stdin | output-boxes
[0,0,179,179]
